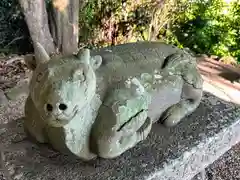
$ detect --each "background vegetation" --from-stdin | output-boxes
[0,0,239,63]
[0,0,33,54]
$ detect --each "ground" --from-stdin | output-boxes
[192,143,240,180]
[206,143,240,180]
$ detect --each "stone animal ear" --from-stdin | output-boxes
[76,48,91,65]
[33,42,50,64]
[25,42,50,71]
[24,54,37,70]
[90,55,102,70]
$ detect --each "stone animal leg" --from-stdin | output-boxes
[24,96,47,143]
[97,111,152,159]
[120,116,152,146]
[159,84,203,127]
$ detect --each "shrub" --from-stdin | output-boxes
[170,0,240,63]
[0,0,33,54]
[78,0,180,48]
[1,0,239,64]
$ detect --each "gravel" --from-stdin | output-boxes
[206,143,240,180]
[193,143,240,180]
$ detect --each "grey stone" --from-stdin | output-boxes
[5,82,29,101]
[23,42,204,160]
[204,142,240,180]
[0,89,8,105]
[191,170,207,180]
[1,92,240,180]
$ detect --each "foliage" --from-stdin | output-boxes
[170,0,240,63]
[78,0,240,63]
[78,0,179,48]
[0,0,33,54]
[1,0,240,64]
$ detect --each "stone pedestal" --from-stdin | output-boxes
[1,92,240,180]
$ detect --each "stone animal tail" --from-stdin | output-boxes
[159,53,203,127]
[161,53,190,70]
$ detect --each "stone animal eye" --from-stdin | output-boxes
[59,103,67,111]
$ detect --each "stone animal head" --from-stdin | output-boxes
[25,42,102,127]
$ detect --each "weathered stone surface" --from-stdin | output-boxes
[4,81,29,101]
[1,92,240,180]
[192,142,240,180]
[0,89,8,105]
[191,170,207,180]
[24,42,204,159]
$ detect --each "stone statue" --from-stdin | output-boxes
[23,41,203,160]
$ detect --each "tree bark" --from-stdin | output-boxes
[49,0,80,55]
[18,0,56,55]
[19,0,85,56]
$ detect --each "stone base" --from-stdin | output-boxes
[0,92,240,180]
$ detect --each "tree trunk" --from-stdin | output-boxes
[49,0,80,55]
[18,0,56,55]
[18,0,85,56]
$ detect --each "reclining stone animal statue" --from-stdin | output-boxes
[23,41,203,160]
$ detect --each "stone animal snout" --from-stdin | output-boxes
[41,96,79,127]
